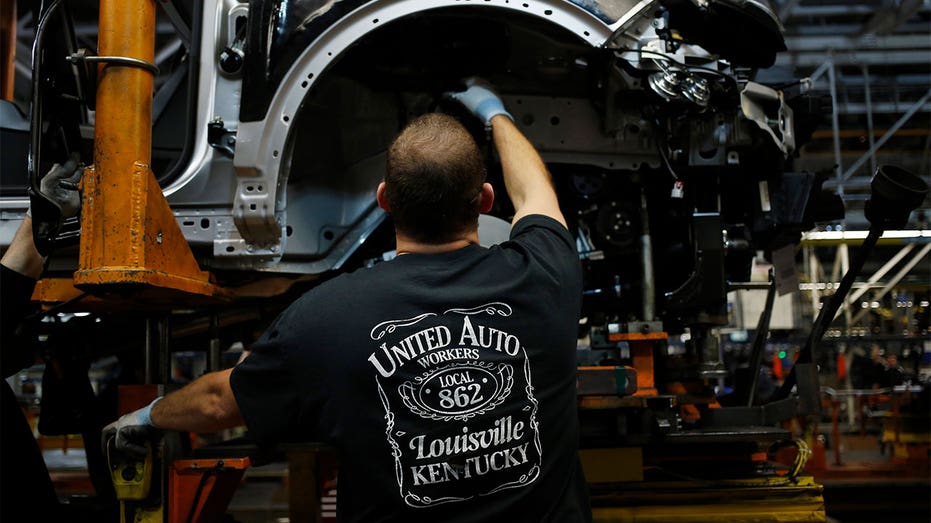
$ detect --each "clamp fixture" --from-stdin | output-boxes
[67,49,159,75]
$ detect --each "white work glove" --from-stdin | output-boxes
[41,155,84,219]
[446,77,513,126]
[27,153,83,219]
[102,397,162,458]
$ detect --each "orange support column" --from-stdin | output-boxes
[607,332,667,397]
[71,0,226,302]
[0,1,14,100]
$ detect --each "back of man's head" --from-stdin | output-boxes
[385,113,485,244]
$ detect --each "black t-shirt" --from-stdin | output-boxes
[1,264,62,520]
[1,264,41,378]
[231,215,590,522]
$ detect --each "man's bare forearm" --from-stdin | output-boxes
[490,115,567,228]
[1,216,45,279]
[150,368,244,433]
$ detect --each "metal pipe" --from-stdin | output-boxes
[826,60,843,194]
[97,0,154,165]
[807,247,821,320]
[640,190,655,321]
[838,88,931,183]
[28,0,62,179]
[727,282,775,291]
[159,316,170,386]
[849,243,931,325]
[208,313,221,373]
[835,243,916,320]
[78,0,154,271]
[73,0,222,300]
[154,37,184,67]
[157,0,191,48]
[68,54,159,75]
[839,244,851,333]
[830,243,846,286]
[144,318,156,384]
[746,271,776,407]
[920,133,931,176]
[774,226,883,401]
[861,65,877,175]
[806,60,833,85]
[0,1,14,100]
[776,49,931,67]
[832,101,931,114]
[778,0,802,22]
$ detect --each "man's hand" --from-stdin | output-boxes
[28,153,84,256]
[39,154,83,219]
[449,79,567,228]
[102,398,162,458]
[446,77,513,126]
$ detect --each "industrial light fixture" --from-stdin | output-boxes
[802,230,931,241]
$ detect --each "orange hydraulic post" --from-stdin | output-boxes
[71,0,226,302]
[607,332,667,396]
[0,1,14,100]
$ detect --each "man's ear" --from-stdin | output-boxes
[478,182,494,213]
[376,182,391,212]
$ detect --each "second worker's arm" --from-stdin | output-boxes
[149,369,243,432]
[103,369,244,456]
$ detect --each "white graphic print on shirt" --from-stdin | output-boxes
[368,302,542,508]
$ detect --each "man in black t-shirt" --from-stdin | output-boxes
[105,79,591,521]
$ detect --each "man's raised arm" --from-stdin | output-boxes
[447,78,566,228]
[489,114,566,228]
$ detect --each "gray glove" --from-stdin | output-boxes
[102,397,162,458]
[38,154,83,219]
[446,77,513,125]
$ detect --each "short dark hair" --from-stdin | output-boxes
[385,113,485,244]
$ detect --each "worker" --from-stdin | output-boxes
[104,79,591,521]
[1,157,82,522]
[883,353,907,387]
[865,344,888,389]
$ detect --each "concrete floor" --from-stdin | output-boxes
[43,427,928,523]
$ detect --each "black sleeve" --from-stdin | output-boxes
[507,214,580,282]
[229,319,303,447]
[1,265,39,379]
[509,214,576,254]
